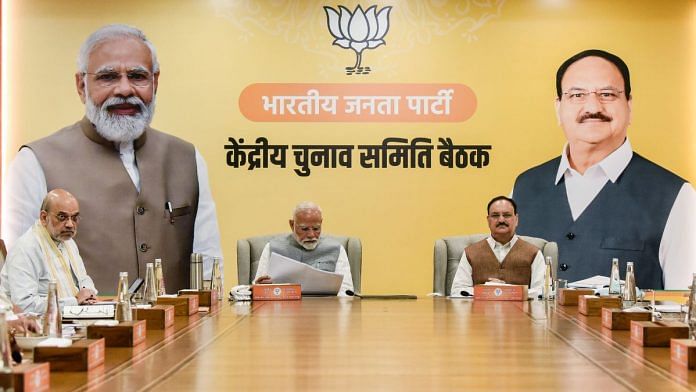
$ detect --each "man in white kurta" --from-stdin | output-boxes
[253,202,354,296]
[451,196,545,297]
[1,189,97,313]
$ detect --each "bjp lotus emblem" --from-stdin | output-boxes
[324,5,392,75]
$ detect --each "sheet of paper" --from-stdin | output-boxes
[654,304,683,313]
[268,252,343,295]
[62,304,115,319]
[568,275,612,289]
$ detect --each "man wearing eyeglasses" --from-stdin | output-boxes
[513,49,696,289]
[2,24,222,293]
[253,201,354,296]
[450,196,545,297]
[1,189,97,313]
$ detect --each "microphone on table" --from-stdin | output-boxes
[346,290,363,298]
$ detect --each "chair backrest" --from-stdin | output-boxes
[433,234,558,296]
[237,234,362,292]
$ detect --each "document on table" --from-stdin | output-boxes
[62,304,115,319]
[268,252,343,295]
[568,275,613,289]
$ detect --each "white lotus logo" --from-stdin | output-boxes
[324,5,392,75]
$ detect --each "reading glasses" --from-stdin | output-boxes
[562,88,624,104]
[83,70,153,88]
[53,213,81,223]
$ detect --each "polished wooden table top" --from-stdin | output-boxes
[50,298,696,391]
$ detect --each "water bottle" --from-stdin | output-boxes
[154,258,167,296]
[142,263,158,305]
[0,308,14,390]
[210,257,223,301]
[687,274,696,338]
[43,281,62,337]
[190,253,203,290]
[622,262,636,308]
[542,256,553,300]
[609,258,621,295]
[115,272,133,322]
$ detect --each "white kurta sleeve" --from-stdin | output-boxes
[66,240,98,295]
[2,148,47,250]
[450,251,474,297]
[334,246,354,296]
[660,183,696,289]
[2,238,48,313]
[527,250,546,297]
[192,149,224,281]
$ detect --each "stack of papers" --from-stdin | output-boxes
[268,252,343,295]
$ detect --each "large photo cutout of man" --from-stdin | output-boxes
[513,49,696,290]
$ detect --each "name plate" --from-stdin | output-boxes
[578,295,622,316]
[0,362,50,392]
[671,339,696,369]
[133,305,175,329]
[252,284,302,301]
[87,320,147,347]
[556,288,595,306]
[34,338,105,372]
[630,320,689,347]
[178,289,218,307]
[601,308,652,330]
[473,284,527,301]
[156,295,199,316]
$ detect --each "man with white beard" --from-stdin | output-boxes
[253,202,354,296]
[2,24,222,293]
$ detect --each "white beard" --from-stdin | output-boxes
[85,92,156,143]
[293,234,319,251]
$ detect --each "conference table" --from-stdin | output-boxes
[49,296,696,391]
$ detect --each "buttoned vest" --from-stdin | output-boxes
[26,118,199,293]
[269,234,340,272]
[465,238,538,286]
[513,153,684,289]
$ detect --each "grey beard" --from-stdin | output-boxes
[85,95,156,143]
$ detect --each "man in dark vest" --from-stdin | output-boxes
[254,201,354,296]
[451,196,544,297]
[513,49,696,289]
[2,25,222,293]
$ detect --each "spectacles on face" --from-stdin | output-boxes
[562,88,624,104]
[52,212,81,224]
[83,70,153,88]
[488,213,514,220]
[297,225,321,233]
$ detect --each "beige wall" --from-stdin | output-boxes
[3,0,695,295]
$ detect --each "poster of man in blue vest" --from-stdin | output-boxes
[513,49,696,290]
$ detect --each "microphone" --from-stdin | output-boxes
[345,290,362,298]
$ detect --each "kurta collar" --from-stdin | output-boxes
[554,139,633,185]
[487,234,518,249]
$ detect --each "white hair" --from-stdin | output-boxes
[292,201,322,219]
[77,24,159,73]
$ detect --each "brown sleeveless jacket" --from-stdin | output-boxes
[465,238,538,286]
[26,117,198,293]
